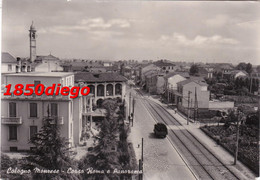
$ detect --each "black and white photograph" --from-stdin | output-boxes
[0,0,259,179]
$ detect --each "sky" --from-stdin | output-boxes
[2,0,260,65]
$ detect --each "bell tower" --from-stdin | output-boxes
[29,21,36,62]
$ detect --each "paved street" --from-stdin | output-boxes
[128,88,196,180]
[128,86,256,180]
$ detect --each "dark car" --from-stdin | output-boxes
[154,123,168,138]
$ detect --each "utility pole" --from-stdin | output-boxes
[139,138,144,180]
[187,91,192,125]
[194,87,199,123]
[234,111,240,165]
[249,72,252,93]
[129,91,131,124]
[132,98,135,127]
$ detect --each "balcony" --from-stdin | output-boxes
[1,117,22,125]
[43,116,64,125]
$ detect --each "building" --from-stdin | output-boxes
[153,60,176,73]
[75,72,127,107]
[164,72,189,104]
[1,72,93,151]
[198,66,213,79]
[1,52,17,73]
[29,22,37,62]
[176,79,210,110]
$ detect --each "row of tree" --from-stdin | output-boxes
[1,100,134,180]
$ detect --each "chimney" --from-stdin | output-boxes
[16,57,21,73]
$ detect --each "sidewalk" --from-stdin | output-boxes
[145,93,256,180]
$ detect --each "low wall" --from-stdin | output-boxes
[209,101,234,110]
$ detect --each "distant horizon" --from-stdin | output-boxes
[2,1,260,65]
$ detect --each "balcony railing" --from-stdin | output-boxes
[1,117,22,124]
[43,116,64,125]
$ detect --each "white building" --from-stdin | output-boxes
[1,52,17,73]
[1,72,93,151]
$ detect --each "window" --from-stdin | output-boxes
[51,103,58,116]
[8,64,12,71]
[9,102,16,117]
[30,126,37,139]
[30,103,37,117]
[9,126,17,140]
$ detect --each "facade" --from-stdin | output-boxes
[1,52,17,73]
[164,73,188,104]
[198,67,213,79]
[153,60,176,73]
[176,79,210,109]
[1,72,93,151]
[141,64,160,84]
[75,72,127,107]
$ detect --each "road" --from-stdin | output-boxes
[133,88,241,180]
[128,88,197,180]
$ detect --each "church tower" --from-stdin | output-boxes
[29,21,36,62]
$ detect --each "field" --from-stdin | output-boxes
[201,124,259,175]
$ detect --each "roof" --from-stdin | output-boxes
[75,72,127,83]
[230,70,248,75]
[35,54,59,61]
[1,52,17,63]
[5,72,74,78]
[164,72,190,79]
[153,60,175,67]
[177,79,208,87]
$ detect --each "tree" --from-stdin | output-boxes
[236,62,253,74]
[246,63,253,74]
[189,64,199,76]
[25,115,80,180]
[256,65,260,73]
[80,99,121,180]
[236,62,247,71]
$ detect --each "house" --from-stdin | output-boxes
[223,70,248,80]
[213,63,234,75]
[198,66,213,79]
[1,71,93,151]
[32,61,63,72]
[153,60,176,73]
[141,63,160,85]
[75,72,127,107]
[176,79,210,110]
[164,72,189,104]
[1,52,18,73]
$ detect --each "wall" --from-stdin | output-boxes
[34,62,63,72]
[1,99,72,151]
[208,101,234,110]
[182,82,210,109]
[1,63,16,73]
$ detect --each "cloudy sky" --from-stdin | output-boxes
[2,0,260,64]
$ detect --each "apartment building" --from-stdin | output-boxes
[1,72,93,151]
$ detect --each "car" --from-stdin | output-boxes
[154,123,168,138]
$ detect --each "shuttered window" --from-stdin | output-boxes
[30,103,37,117]
[9,102,17,117]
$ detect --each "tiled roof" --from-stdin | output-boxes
[1,52,17,63]
[75,72,127,83]
[177,79,208,87]
[164,72,190,79]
